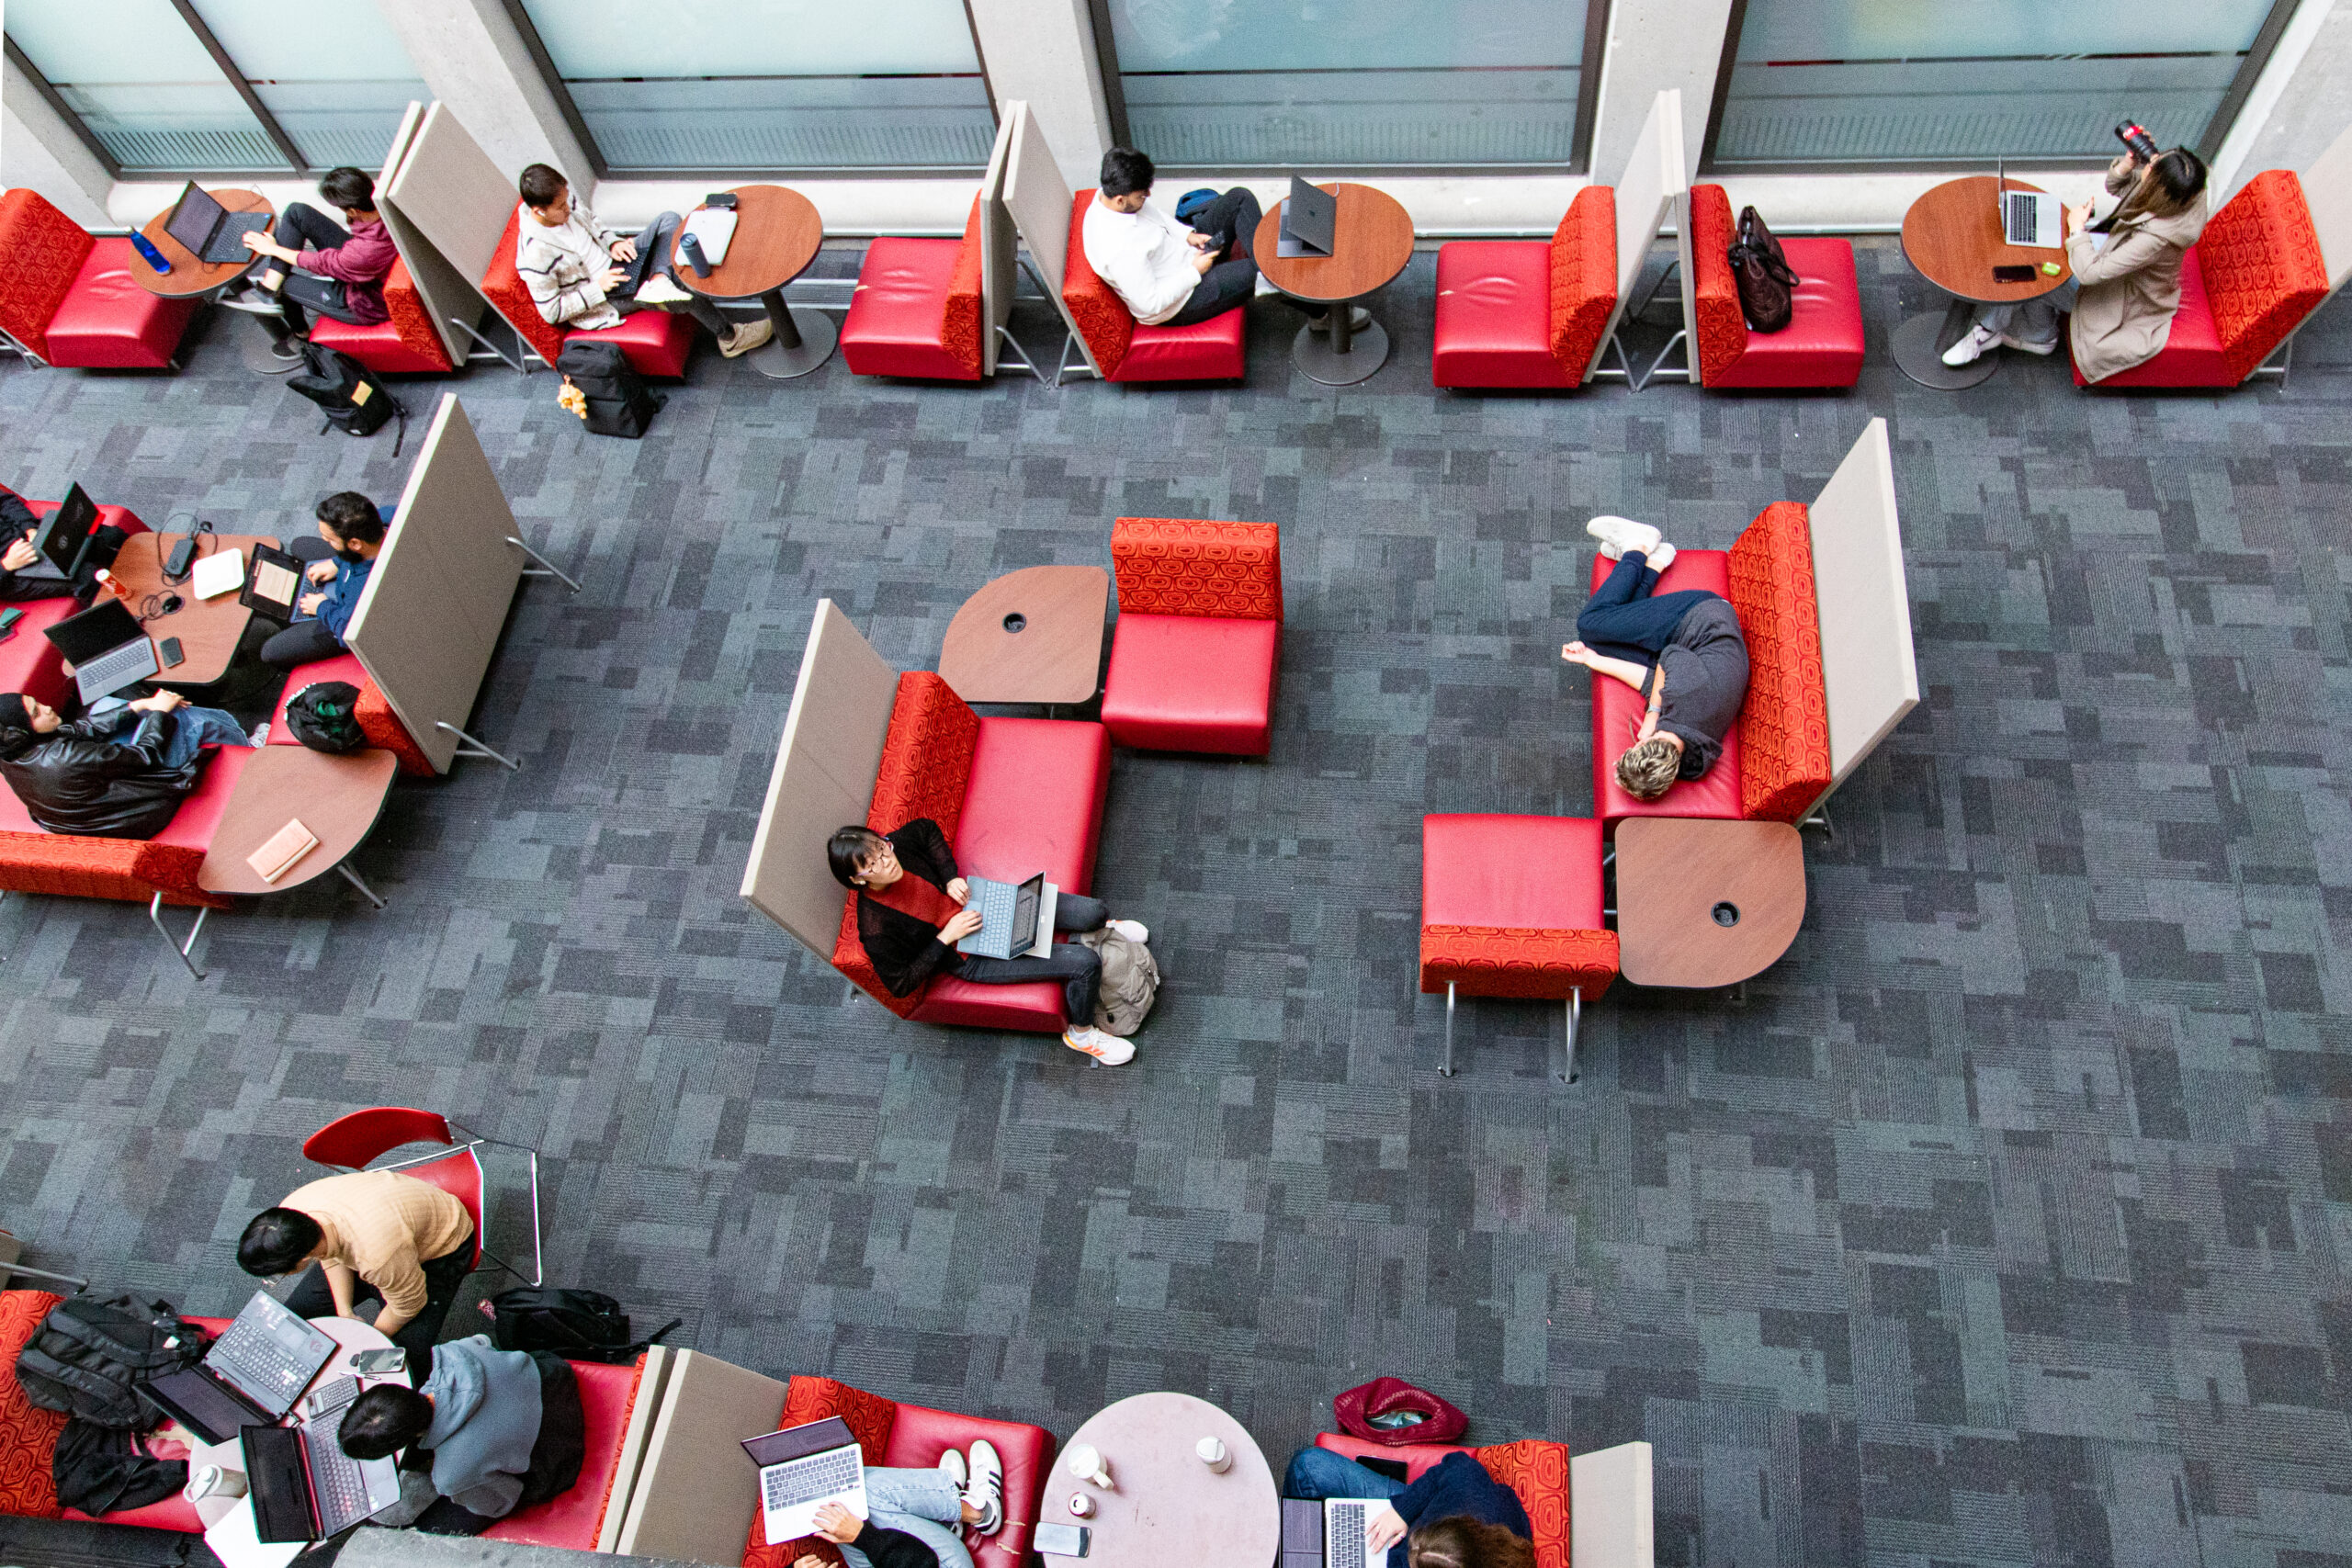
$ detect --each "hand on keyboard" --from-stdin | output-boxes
[813,1503,862,1544]
[1365,1505,1408,1554]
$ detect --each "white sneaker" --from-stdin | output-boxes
[720,319,775,358]
[937,1448,967,1490]
[1107,919,1149,943]
[964,1439,1003,1535]
[1585,515,1662,560]
[1645,541,1677,575]
[2000,332,2058,356]
[1065,1027,1136,1065]
[1940,323,2000,367]
[635,273,692,305]
[246,721,270,747]
[1254,273,1283,297]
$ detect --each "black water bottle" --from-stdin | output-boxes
[2115,122,2159,163]
[680,232,711,278]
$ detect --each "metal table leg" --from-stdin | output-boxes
[1291,295,1389,386]
[1891,295,1998,389]
[745,287,837,379]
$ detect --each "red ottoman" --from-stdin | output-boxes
[1100,517,1283,755]
[41,240,198,370]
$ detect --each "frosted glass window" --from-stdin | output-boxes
[189,0,429,170]
[1712,0,2288,166]
[1107,0,1593,168]
[6,0,289,172]
[516,0,994,171]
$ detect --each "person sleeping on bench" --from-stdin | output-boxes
[0,689,254,838]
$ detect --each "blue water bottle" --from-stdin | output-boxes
[130,231,172,274]
[680,232,711,277]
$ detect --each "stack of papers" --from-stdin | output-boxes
[681,207,739,266]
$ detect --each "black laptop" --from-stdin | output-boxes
[20,483,98,582]
[1277,176,1337,258]
[164,183,272,265]
[242,1416,402,1542]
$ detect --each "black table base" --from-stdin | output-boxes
[1891,298,2000,390]
[1290,312,1388,386]
[748,289,836,379]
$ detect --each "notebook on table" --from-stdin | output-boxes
[742,1416,866,1545]
[681,207,739,266]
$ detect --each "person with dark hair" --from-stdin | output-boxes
[231,166,399,342]
[257,491,388,669]
[827,820,1149,1065]
[1943,144,2210,376]
[338,1334,585,1534]
[1282,1448,1535,1568]
[240,1168,475,1359]
[0,689,254,838]
[513,164,770,358]
[1080,147,1340,333]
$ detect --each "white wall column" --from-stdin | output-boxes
[2212,0,2352,198]
[1588,0,1734,185]
[369,0,594,192]
[2,53,115,228]
[967,0,1112,190]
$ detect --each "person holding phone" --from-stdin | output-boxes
[790,1443,1005,1568]
[1942,141,2210,375]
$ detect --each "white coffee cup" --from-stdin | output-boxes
[1069,1491,1095,1517]
[187,1465,248,1502]
[1197,1437,1231,1473]
[1066,1443,1114,1489]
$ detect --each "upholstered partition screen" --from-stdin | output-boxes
[1806,418,1917,798]
[381,102,517,302]
[345,394,526,774]
[593,1345,675,1555]
[612,1348,785,1564]
[741,600,899,958]
[979,110,1019,376]
[373,101,485,362]
[1589,88,1685,380]
[2302,118,2352,293]
[1568,1442,1655,1568]
[998,101,1097,376]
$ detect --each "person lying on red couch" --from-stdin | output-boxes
[794,1442,1007,1568]
[0,689,254,837]
[335,1333,585,1535]
[1283,1446,1534,1568]
[828,820,1151,1065]
[1560,516,1749,804]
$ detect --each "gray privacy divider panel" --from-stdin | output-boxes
[998,102,1097,374]
[615,1349,785,1566]
[384,101,519,292]
[595,1344,674,1556]
[1589,88,1685,382]
[373,100,484,363]
[2303,118,2352,292]
[979,110,1017,375]
[1807,417,1918,795]
[1566,1442,1654,1568]
[346,393,526,773]
[741,600,899,958]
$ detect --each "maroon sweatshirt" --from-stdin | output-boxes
[295,215,396,325]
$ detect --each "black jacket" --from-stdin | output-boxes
[0,486,70,604]
[854,818,967,997]
[0,709,198,839]
[850,1519,948,1568]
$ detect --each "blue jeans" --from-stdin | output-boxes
[1283,1447,1407,1502]
[1574,551,1722,664]
[835,1468,974,1568]
[89,698,251,770]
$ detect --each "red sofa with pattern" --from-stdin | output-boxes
[1685,185,1864,389]
[841,197,987,380]
[2073,169,2332,389]
[1308,1431,1653,1568]
[481,208,697,379]
[1588,502,1830,828]
[1431,186,1618,389]
[1062,191,1248,383]
[830,672,1111,1032]
[308,257,458,375]
[1102,517,1282,755]
[0,190,198,371]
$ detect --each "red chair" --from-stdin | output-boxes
[484,1355,647,1548]
[1101,517,1282,756]
[1058,190,1247,385]
[306,256,458,375]
[1431,186,1617,389]
[842,196,1031,381]
[302,1107,542,1285]
[473,208,696,380]
[1683,184,1864,389]
[0,190,198,371]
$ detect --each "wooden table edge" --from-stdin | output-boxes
[197,747,400,896]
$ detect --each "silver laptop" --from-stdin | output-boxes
[742,1416,867,1545]
[1326,1498,1386,1568]
[956,873,1057,960]
[1996,159,2061,248]
[42,597,159,704]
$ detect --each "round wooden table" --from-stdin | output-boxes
[667,185,834,379]
[130,188,297,376]
[1252,182,1416,386]
[106,530,268,686]
[937,565,1110,706]
[1894,175,2073,390]
[1612,818,1805,989]
[1041,1392,1280,1568]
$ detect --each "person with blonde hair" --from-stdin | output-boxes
[1563,516,1749,803]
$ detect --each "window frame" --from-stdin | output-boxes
[1697,0,2306,175]
[1086,0,1614,176]
[496,0,1001,180]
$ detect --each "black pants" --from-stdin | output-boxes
[256,535,344,670]
[953,891,1110,1026]
[608,213,732,338]
[1165,187,1330,328]
[265,204,369,338]
[282,1239,473,1363]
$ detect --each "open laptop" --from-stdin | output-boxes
[141,1363,277,1448]
[242,1415,401,1542]
[1278,175,1337,258]
[1995,159,2061,248]
[164,183,273,265]
[956,873,1056,960]
[742,1416,867,1546]
[17,483,98,583]
[201,1289,340,1419]
[1323,1498,1389,1568]
[43,597,158,703]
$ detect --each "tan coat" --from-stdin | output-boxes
[2065,166,2209,383]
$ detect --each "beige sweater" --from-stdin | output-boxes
[284,1169,474,1320]
[2066,166,2210,384]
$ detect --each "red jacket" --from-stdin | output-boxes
[296,215,395,324]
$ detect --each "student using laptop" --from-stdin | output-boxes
[336,1334,584,1534]
[257,491,386,670]
[1942,144,2209,375]
[227,167,398,341]
[1281,1446,1533,1568]
[1080,148,1350,333]
[826,819,1151,1065]
[791,1444,1007,1568]
[0,485,80,603]
[238,1168,477,1359]
[0,689,253,839]
[514,164,771,359]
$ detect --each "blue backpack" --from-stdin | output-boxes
[1172,188,1219,226]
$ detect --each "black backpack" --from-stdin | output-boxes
[288,340,407,453]
[15,1294,204,1429]
[285,680,366,753]
[54,1418,187,1517]
[487,1287,680,1365]
[556,339,663,440]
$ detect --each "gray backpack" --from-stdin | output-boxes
[1077,927,1160,1036]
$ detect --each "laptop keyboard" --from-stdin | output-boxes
[2003,193,2040,246]
[203,213,270,264]
[78,639,155,695]
[1330,1503,1370,1568]
[307,1433,373,1530]
[209,1325,315,1404]
[763,1449,861,1512]
[972,880,1015,940]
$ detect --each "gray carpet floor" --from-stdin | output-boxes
[2,236,2348,1568]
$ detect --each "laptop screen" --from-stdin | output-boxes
[141,1366,269,1448]
[242,1424,318,1543]
[164,183,224,254]
[42,597,144,665]
[741,1416,856,1468]
[35,485,96,577]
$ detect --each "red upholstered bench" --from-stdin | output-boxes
[308,256,458,375]
[1102,517,1282,756]
[481,208,696,379]
[831,672,1111,1033]
[484,1356,648,1548]
[842,197,986,380]
[269,650,435,776]
[1060,190,1247,384]
[0,190,198,371]
[2074,169,2330,389]
[1686,185,1863,389]
[1431,186,1617,389]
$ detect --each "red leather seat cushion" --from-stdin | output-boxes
[1432,242,1572,389]
[1706,236,1863,389]
[912,716,1110,1032]
[43,240,198,370]
[1114,309,1246,383]
[1102,615,1278,754]
[882,1402,1057,1568]
[842,237,981,381]
[573,309,695,380]
[2072,245,2228,388]
[268,647,433,778]
[484,1358,644,1548]
[1587,549,1744,823]
[1421,813,1606,933]
[308,319,447,375]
